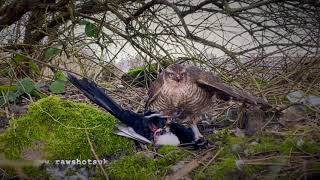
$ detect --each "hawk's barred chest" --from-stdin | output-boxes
[149,79,212,114]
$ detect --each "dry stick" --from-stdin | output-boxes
[165,149,214,180]
[201,147,224,172]
[84,129,109,180]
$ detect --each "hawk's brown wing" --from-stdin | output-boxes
[145,72,165,109]
[187,66,270,107]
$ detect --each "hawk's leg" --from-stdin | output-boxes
[191,117,203,141]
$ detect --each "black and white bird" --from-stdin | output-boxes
[67,74,202,147]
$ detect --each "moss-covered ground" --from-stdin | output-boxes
[0,96,134,178]
[193,128,320,179]
[0,96,319,179]
[121,62,170,88]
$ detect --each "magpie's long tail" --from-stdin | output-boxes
[67,73,136,126]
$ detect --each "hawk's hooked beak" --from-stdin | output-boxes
[172,108,184,119]
[175,75,182,82]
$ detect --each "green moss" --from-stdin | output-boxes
[280,137,298,154]
[205,131,281,178]
[207,156,237,180]
[246,134,320,156]
[210,129,247,155]
[122,62,170,87]
[157,145,177,155]
[22,166,50,179]
[299,139,320,153]
[243,164,265,176]
[247,136,280,155]
[194,130,240,179]
[122,64,158,88]
[213,130,317,157]
[127,65,155,77]
[107,154,158,180]
[280,136,320,154]
[106,146,189,179]
[201,128,319,179]
[0,96,134,176]
[157,146,189,173]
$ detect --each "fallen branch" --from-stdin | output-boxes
[165,148,215,180]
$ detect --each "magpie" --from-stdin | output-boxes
[67,74,202,147]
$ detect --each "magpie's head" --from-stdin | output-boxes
[143,111,180,145]
[143,111,167,129]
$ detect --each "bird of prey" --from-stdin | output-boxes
[67,73,202,147]
[145,64,270,140]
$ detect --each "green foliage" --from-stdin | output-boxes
[44,48,61,60]
[16,78,36,94]
[49,80,65,94]
[85,22,98,38]
[12,53,40,75]
[81,21,98,38]
[54,71,67,81]
[0,78,40,107]
[49,71,67,94]
[14,54,26,62]
[0,96,134,161]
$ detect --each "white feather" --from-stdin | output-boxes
[114,125,152,144]
[144,113,168,118]
[155,133,180,146]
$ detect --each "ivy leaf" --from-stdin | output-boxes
[85,22,98,38]
[54,71,67,82]
[8,91,18,102]
[49,80,65,94]
[80,20,88,26]
[44,48,60,60]
[16,78,36,94]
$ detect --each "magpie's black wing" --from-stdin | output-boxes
[67,73,154,140]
